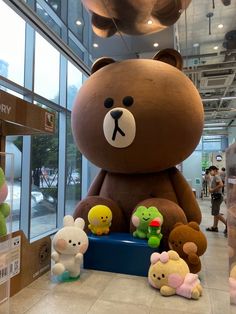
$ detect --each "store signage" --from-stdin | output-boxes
[0,103,11,115]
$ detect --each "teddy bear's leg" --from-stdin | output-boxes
[73,196,128,233]
[151,0,191,26]
[191,287,201,300]
[130,198,187,250]
[91,12,117,37]
[52,263,65,276]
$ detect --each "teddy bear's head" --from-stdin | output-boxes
[168,222,207,257]
[148,250,189,289]
[72,49,203,174]
[52,216,89,255]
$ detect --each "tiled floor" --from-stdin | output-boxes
[1,198,235,314]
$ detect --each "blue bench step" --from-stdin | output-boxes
[84,232,162,277]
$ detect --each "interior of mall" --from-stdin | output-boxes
[0,0,236,313]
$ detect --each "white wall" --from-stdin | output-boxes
[182,151,202,198]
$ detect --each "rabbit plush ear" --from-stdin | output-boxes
[150,252,161,264]
[63,215,74,227]
[168,250,180,260]
[74,217,85,230]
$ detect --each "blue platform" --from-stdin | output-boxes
[84,233,161,276]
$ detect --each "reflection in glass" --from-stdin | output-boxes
[30,106,58,238]
[36,2,61,36]
[6,136,23,232]
[68,0,84,42]
[0,0,25,86]
[65,114,82,216]
[34,32,60,103]
[67,61,83,110]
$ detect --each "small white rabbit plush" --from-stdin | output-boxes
[51,215,89,278]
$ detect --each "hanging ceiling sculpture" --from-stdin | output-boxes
[82,0,191,37]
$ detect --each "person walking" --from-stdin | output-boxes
[206,165,227,234]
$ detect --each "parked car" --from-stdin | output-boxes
[7,181,57,220]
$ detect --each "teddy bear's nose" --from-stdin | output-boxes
[110,110,123,120]
[73,243,76,246]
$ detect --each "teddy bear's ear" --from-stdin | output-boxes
[91,57,116,74]
[188,221,200,231]
[63,215,74,227]
[153,49,183,70]
[74,217,85,230]
[173,222,184,229]
[168,250,180,260]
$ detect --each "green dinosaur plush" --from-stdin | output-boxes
[131,206,163,239]
[0,168,10,237]
[147,220,163,248]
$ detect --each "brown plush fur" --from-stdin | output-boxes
[82,0,191,37]
[72,49,204,250]
[168,222,207,273]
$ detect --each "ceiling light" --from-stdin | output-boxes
[76,20,82,26]
[218,24,224,29]
[202,98,219,101]
[213,46,219,50]
[147,20,153,25]
[193,43,199,47]
[153,42,159,48]
[93,43,99,48]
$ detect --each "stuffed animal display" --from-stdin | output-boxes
[131,206,163,239]
[230,265,236,305]
[88,204,112,235]
[51,215,89,278]
[82,0,191,37]
[148,250,202,300]
[147,220,163,248]
[72,48,204,250]
[0,168,10,237]
[168,222,207,273]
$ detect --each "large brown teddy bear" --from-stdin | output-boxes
[168,222,207,273]
[72,49,204,250]
[82,0,191,37]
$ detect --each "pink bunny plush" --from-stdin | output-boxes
[148,250,202,299]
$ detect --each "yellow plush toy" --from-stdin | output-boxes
[88,205,112,235]
[148,250,202,300]
[229,264,236,304]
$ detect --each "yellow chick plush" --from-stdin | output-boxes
[88,205,112,235]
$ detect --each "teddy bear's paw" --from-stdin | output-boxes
[52,263,65,276]
[191,288,200,300]
[197,284,203,296]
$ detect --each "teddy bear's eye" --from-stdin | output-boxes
[78,242,81,245]
[153,274,156,278]
[162,274,165,278]
[106,216,108,218]
[179,241,182,244]
[69,240,72,243]
[101,216,103,219]
[122,96,134,107]
[104,98,114,108]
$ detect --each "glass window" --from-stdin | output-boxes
[36,2,61,36]
[30,106,59,239]
[68,1,84,42]
[65,114,82,216]
[67,61,83,110]
[68,36,84,61]
[0,0,25,86]
[34,32,60,103]
[45,0,61,17]
[6,136,23,233]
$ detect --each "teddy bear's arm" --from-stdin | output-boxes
[169,167,201,224]
[51,251,60,262]
[152,0,191,26]
[75,253,83,263]
[160,285,176,296]
[87,169,107,196]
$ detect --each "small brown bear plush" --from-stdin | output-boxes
[72,49,204,250]
[168,222,207,273]
[82,0,191,37]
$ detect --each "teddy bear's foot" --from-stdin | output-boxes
[191,288,201,300]
[148,236,161,248]
[74,196,127,233]
[152,0,191,26]
[52,263,65,276]
[69,271,80,278]
[91,12,117,37]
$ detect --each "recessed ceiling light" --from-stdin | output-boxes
[153,42,159,47]
[218,24,224,29]
[193,43,199,47]
[213,46,219,50]
[93,43,99,48]
[76,20,82,26]
[147,20,153,25]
